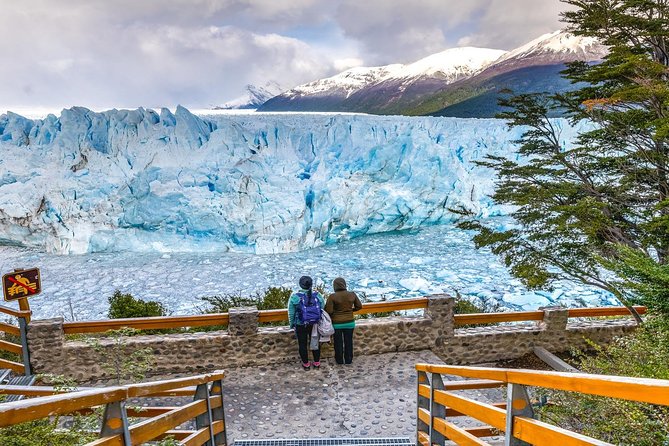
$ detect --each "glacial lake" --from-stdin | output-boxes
[0,222,616,321]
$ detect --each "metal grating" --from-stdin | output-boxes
[234,438,414,446]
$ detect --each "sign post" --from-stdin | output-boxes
[2,268,41,323]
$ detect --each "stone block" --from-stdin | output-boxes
[228,306,259,336]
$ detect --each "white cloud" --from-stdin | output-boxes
[0,0,576,110]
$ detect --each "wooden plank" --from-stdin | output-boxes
[0,385,74,396]
[0,387,127,427]
[145,386,197,397]
[0,321,20,336]
[126,406,180,417]
[357,297,429,314]
[533,347,580,372]
[417,407,431,425]
[63,313,230,334]
[0,339,22,355]
[443,379,505,390]
[454,311,544,326]
[567,306,646,318]
[418,383,430,398]
[126,371,224,398]
[432,390,507,430]
[417,430,430,446]
[154,430,197,441]
[258,309,288,322]
[0,358,24,374]
[127,399,209,444]
[464,426,502,438]
[433,417,490,445]
[181,420,225,446]
[416,364,669,406]
[513,415,613,445]
[0,304,31,318]
[446,403,506,417]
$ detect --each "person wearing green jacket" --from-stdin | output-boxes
[325,277,362,365]
[288,275,325,370]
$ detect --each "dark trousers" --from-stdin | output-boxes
[295,324,320,364]
[333,328,354,364]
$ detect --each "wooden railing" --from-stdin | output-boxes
[0,304,32,375]
[60,298,645,335]
[415,363,669,445]
[0,370,227,445]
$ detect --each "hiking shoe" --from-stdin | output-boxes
[312,361,321,369]
[302,362,311,370]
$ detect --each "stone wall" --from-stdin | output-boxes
[26,295,639,382]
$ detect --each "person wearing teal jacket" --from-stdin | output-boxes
[288,275,325,370]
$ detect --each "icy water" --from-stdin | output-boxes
[0,222,615,320]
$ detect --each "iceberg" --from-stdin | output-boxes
[0,107,589,255]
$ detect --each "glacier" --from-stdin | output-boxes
[0,106,588,255]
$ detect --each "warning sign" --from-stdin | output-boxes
[2,268,41,302]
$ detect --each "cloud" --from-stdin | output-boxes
[0,2,334,109]
[0,0,576,110]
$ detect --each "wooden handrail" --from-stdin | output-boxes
[63,313,230,334]
[0,339,22,355]
[60,302,646,335]
[567,305,646,318]
[417,362,666,445]
[0,358,25,374]
[416,363,669,406]
[0,321,20,337]
[0,370,225,427]
[0,304,31,318]
[454,311,544,326]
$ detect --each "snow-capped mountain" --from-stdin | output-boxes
[431,30,608,118]
[477,30,608,78]
[259,30,607,116]
[258,47,506,113]
[214,81,284,109]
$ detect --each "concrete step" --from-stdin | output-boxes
[233,438,414,446]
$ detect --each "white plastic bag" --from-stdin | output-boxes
[310,323,320,350]
[318,309,335,339]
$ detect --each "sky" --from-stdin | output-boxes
[0,0,572,111]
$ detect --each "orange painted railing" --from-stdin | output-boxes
[60,299,646,335]
[415,363,669,445]
[0,370,227,445]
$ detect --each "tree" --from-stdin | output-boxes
[457,0,669,319]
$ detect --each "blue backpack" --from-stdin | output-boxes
[298,292,322,325]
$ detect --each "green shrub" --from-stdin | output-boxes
[107,290,167,319]
[200,287,292,313]
[538,317,669,445]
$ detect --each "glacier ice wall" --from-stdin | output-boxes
[0,107,587,254]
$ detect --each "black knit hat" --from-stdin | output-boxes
[299,276,313,290]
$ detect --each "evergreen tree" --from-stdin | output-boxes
[458,0,669,319]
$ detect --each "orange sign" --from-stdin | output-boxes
[2,268,41,302]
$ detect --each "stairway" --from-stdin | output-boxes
[0,368,36,402]
[233,438,414,446]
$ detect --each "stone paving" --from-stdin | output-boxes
[220,350,505,443]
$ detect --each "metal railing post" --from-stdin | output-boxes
[100,401,131,445]
[417,370,431,445]
[429,373,446,445]
[195,382,215,446]
[210,378,227,446]
[504,383,534,446]
[17,317,31,376]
